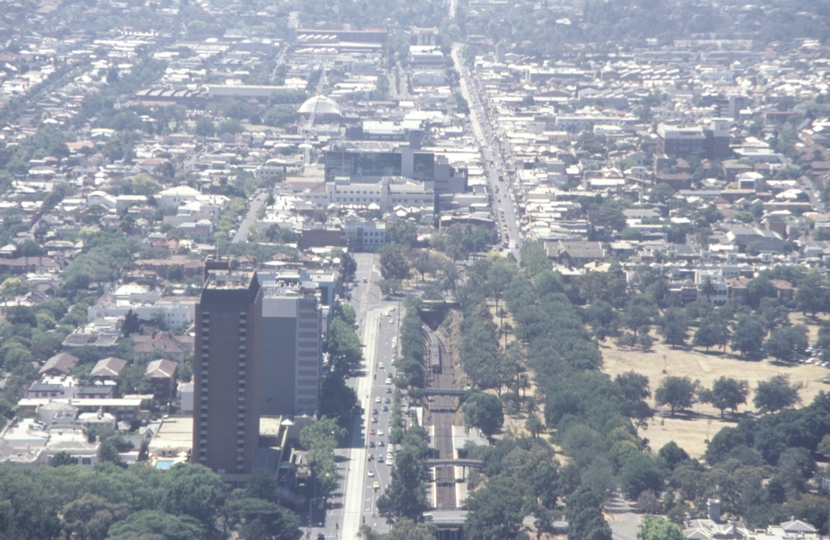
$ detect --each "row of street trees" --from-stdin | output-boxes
[0,462,303,540]
[491,244,830,532]
[654,374,801,418]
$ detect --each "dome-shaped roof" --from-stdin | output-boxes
[298,95,341,115]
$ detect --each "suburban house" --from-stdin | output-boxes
[145,359,178,403]
[90,357,129,381]
[133,332,190,365]
[683,499,820,540]
[545,240,606,267]
[38,353,79,377]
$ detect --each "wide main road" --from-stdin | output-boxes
[451,44,522,259]
[340,306,397,539]
[334,253,400,539]
[232,190,268,243]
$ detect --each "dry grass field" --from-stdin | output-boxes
[601,331,830,457]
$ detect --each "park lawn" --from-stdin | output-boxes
[601,336,830,458]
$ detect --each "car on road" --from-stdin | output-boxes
[369,441,375,448]
[385,378,392,384]
[377,454,384,463]
[372,408,379,415]
[373,481,380,490]
[378,362,384,369]
[384,397,391,403]
[386,387,392,393]
[378,440,385,447]
[370,429,376,435]
[368,470,374,477]
[382,406,389,412]
[371,417,378,423]
[375,397,381,403]
[377,430,384,436]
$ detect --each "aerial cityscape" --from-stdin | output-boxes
[1,0,830,539]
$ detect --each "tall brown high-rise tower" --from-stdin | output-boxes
[193,261,262,474]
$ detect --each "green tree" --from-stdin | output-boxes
[244,469,279,502]
[117,365,152,396]
[615,371,652,426]
[217,118,243,134]
[464,475,527,540]
[525,413,545,438]
[194,117,216,137]
[299,417,345,496]
[262,104,298,127]
[699,278,717,302]
[730,315,767,358]
[318,373,358,428]
[385,220,418,247]
[693,316,730,352]
[380,245,411,280]
[463,391,504,438]
[624,301,656,335]
[649,183,676,205]
[376,446,430,523]
[520,241,551,276]
[794,269,828,316]
[698,377,749,418]
[326,315,363,373]
[659,307,688,347]
[654,376,698,416]
[226,497,302,540]
[486,256,518,309]
[753,375,801,414]
[619,453,665,500]
[746,276,777,309]
[51,451,78,467]
[566,487,612,540]
[637,515,685,540]
[160,464,225,530]
[122,309,141,337]
[384,518,437,540]
[657,442,689,470]
[106,510,205,540]
[762,325,808,363]
[61,494,127,540]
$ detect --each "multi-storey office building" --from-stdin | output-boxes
[193,262,262,475]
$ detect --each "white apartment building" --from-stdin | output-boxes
[300,176,434,213]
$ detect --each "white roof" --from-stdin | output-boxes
[298,95,341,115]
[159,185,201,197]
